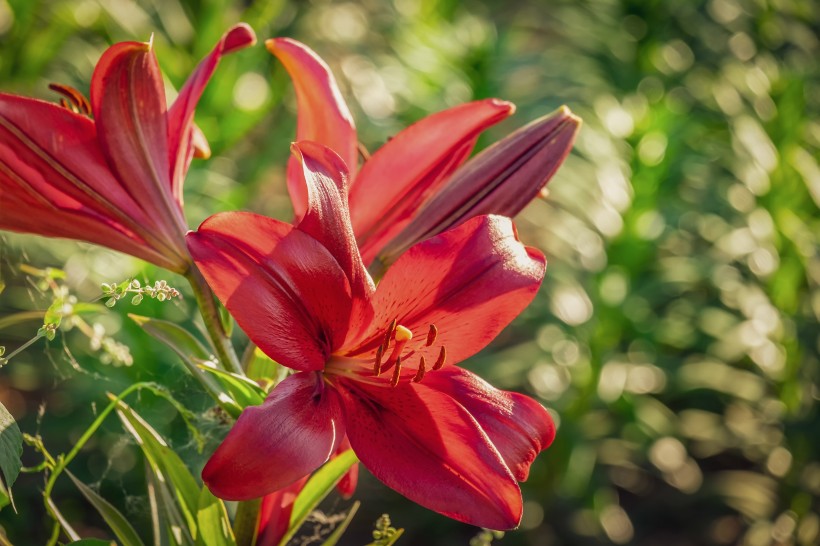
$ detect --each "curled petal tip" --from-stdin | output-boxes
[223,23,257,53]
[488,97,516,115]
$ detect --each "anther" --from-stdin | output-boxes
[373,345,384,376]
[49,83,92,116]
[390,355,403,387]
[381,318,397,353]
[412,356,426,383]
[432,346,446,370]
[426,324,437,346]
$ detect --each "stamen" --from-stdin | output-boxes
[390,355,403,387]
[49,83,92,116]
[413,356,426,383]
[426,324,438,346]
[432,346,446,370]
[373,344,384,376]
[381,318,397,354]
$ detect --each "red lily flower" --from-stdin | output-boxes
[266,38,580,269]
[256,476,309,546]
[187,142,555,530]
[0,24,256,273]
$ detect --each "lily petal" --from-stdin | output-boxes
[168,23,256,202]
[256,476,309,546]
[350,215,544,365]
[378,106,581,265]
[90,40,188,241]
[266,38,358,220]
[291,141,375,306]
[423,367,555,481]
[337,378,522,530]
[0,94,186,271]
[203,372,345,500]
[186,211,353,370]
[350,99,514,266]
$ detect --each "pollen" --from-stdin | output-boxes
[412,356,426,383]
[390,355,403,387]
[432,346,446,370]
[373,344,384,376]
[426,324,437,346]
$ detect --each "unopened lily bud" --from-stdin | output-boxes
[376,106,581,269]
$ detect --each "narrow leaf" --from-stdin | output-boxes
[279,450,359,546]
[196,487,235,546]
[113,397,200,543]
[67,540,117,546]
[129,314,211,361]
[66,470,146,546]
[197,365,266,415]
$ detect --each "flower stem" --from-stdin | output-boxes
[185,267,243,375]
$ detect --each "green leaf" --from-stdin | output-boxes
[113,397,200,544]
[246,347,287,388]
[196,487,235,546]
[0,401,22,511]
[129,314,211,362]
[144,461,171,546]
[197,365,266,416]
[319,501,360,546]
[66,470,146,546]
[279,450,359,546]
[129,314,236,415]
[67,540,117,545]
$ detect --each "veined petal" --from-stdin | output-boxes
[266,38,358,220]
[423,367,555,482]
[186,211,354,371]
[0,94,187,271]
[349,215,545,366]
[291,142,375,304]
[168,23,256,202]
[378,107,581,265]
[337,378,522,530]
[91,39,188,241]
[203,372,345,500]
[350,99,514,266]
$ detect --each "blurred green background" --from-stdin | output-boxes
[1,0,819,544]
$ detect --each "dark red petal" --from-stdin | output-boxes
[0,94,187,271]
[291,142,375,309]
[266,38,358,220]
[423,367,555,481]
[167,24,256,200]
[186,211,354,371]
[90,40,188,243]
[337,379,522,530]
[256,476,309,546]
[349,215,545,365]
[350,99,514,265]
[203,372,345,500]
[379,107,581,265]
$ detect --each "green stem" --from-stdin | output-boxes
[185,267,242,375]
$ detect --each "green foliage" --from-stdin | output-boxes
[0,401,21,512]
[66,470,146,546]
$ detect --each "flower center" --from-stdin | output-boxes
[373,321,447,387]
